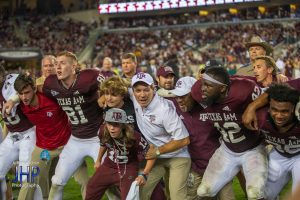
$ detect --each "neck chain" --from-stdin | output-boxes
[113,139,127,186]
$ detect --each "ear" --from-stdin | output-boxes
[220,85,227,93]
[267,67,274,75]
[155,76,159,83]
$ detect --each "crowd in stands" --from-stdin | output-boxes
[93,21,300,77]
[0,20,23,48]
[1,4,299,78]
[0,15,93,55]
[107,6,298,29]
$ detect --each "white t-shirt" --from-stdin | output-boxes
[130,89,190,158]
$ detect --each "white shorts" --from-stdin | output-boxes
[265,149,300,200]
[51,135,100,185]
[197,142,268,199]
[0,126,36,180]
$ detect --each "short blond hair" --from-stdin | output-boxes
[56,51,78,62]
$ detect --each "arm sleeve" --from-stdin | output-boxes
[162,102,190,140]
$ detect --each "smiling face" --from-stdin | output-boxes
[269,99,295,128]
[175,93,195,112]
[133,82,154,108]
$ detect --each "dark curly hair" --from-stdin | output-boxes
[266,83,300,105]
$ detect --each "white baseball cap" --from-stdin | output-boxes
[171,77,197,97]
[131,72,154,87]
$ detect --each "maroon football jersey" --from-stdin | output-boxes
[174,102,220,174]
[43,69,105,139]
[100,131,149,169]
[0,88,33,133]
[258,108,300,157]
[287,78,300,91]
[192,78,263,153]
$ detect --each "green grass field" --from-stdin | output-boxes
[13,158,292,200]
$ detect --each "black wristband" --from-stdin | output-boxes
[138,173,148,181]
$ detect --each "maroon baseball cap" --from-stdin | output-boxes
[156,66,176,77]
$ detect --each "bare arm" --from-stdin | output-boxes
[135,158,156,186]
[94,146,107,169]
[145,137,190,159]
[242,92,269,130]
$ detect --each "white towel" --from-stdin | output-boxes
[126,181,140,200]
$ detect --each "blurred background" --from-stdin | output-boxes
[0,1,299,198]
[0,0,299,79]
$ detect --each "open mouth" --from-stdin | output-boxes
[201,94,208,99]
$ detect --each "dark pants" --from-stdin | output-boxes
[86,164,138,200]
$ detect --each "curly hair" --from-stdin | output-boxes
[99,76,130,97]
[102,123,136,148]
[266,83,300,105]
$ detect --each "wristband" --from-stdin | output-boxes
[138,173,148,181]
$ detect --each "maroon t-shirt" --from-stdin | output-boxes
[191,78,263,153]
[174,102,220,174]
[100,131,149,169]
[43,69,105,139]
[20,92,71,150]
[0,89,33,133]
[258,108,300,158]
